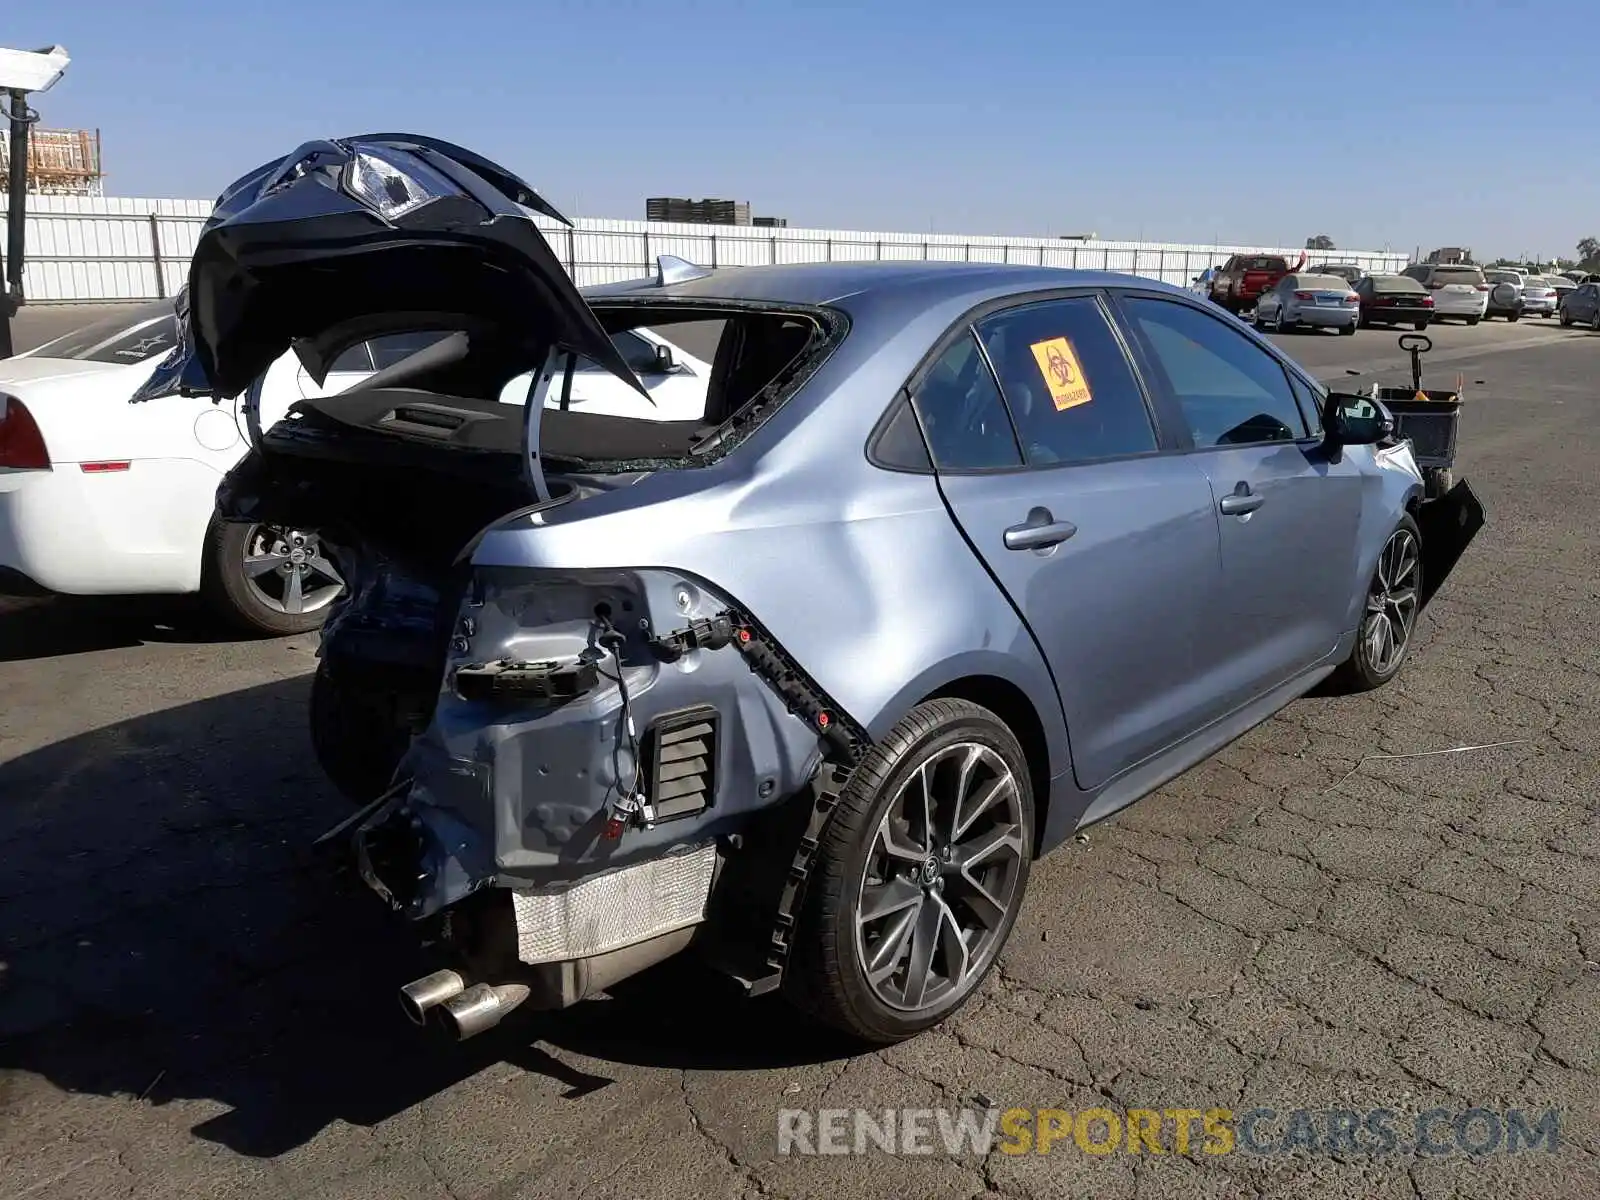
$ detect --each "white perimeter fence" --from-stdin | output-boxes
[0,194,1410,304]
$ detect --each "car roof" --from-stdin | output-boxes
[581,260,1197,312]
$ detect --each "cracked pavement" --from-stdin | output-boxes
[1,319,1597,1199]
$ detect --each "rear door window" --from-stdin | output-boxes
[1120,296,1309,447]
[974,296,1159,467]
[910,332,1022,470]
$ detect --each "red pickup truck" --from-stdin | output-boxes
[1208,254,1295,313]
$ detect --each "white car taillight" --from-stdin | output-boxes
[0,393,51,469]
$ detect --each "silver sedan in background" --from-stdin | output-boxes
[1520,276,1559,318]
[1254,273,1360,335]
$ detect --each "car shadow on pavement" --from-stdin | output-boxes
[0,677,855,1161]
[0,595,244,663]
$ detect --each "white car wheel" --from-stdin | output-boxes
[204,519,344,636]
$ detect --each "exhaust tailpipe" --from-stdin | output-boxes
[435,982,532,1041]
[399,969,467,1026]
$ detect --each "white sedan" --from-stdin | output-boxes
[0,301,711,634]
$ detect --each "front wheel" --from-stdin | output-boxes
[1327,515,1423,695]
[785,699,1034,1044]
[202,519,344,636]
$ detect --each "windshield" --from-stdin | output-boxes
[23,300,180,364]
[1242,257,1287,271]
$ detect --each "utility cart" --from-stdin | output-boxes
[1368,332,1463,499]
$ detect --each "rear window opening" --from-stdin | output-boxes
[1434,267,1485,282]
[279,302,841,473]
[231,302,844,580]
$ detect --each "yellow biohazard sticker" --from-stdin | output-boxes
[1029,337,1093,411]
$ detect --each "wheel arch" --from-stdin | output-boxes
[915,672,1056,856]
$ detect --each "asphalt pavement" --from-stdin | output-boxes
[1,311,1597,1199]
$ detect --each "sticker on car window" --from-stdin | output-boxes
[1029,337,1092,411]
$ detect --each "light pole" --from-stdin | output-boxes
[0,45,71,358]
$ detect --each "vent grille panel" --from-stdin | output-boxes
[646,707,718,821]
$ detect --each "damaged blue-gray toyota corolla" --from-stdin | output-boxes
[136,133,1484,1045]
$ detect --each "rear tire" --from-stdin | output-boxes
[202,519,343,637]
[1467,316,1480,326]
[785,699,1034,1045]
[1338,321,1356,336]
[1413,321,1429,331]
[309,660,414,803]
[1326,514,1423,695]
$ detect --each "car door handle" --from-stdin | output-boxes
[1004,509,1078,551]
[1219,489,1265,516]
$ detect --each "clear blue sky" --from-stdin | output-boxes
[13,0,1598,259]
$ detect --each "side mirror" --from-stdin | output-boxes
[649,343,676,374]
[1322,391,1394,448]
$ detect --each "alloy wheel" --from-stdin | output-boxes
[854,742,1026,1013]
[1363,527,1420,676]
[242,524,344,616]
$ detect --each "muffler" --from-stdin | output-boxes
[399,968,466,1026]
[435,982,532,1041]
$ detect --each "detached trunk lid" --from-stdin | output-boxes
[130,133,645,404]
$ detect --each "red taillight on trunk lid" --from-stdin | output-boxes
[1422,296,1435,307]
[0,393,50,469]
[1293,290,1313,301]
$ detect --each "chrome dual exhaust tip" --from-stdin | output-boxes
[398,970,531,1040]
[435,983,532,1041]
[399,969,466,1026]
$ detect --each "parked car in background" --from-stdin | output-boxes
[1354,274,1434,330]
[1208,253,1293,313]
[0,299,709,633]
[1483,270,1525,321]
[1253,273,1359,334]
[1519,276,1559,318]
[1547,274,1576,307]
[160,132,1487,1046]
[1558,281,1600,329]
[1310,263,1365,286]
[1189,266,1219,299]
[1401,263,1489,324]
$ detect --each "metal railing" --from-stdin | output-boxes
[0,205,1411,302]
